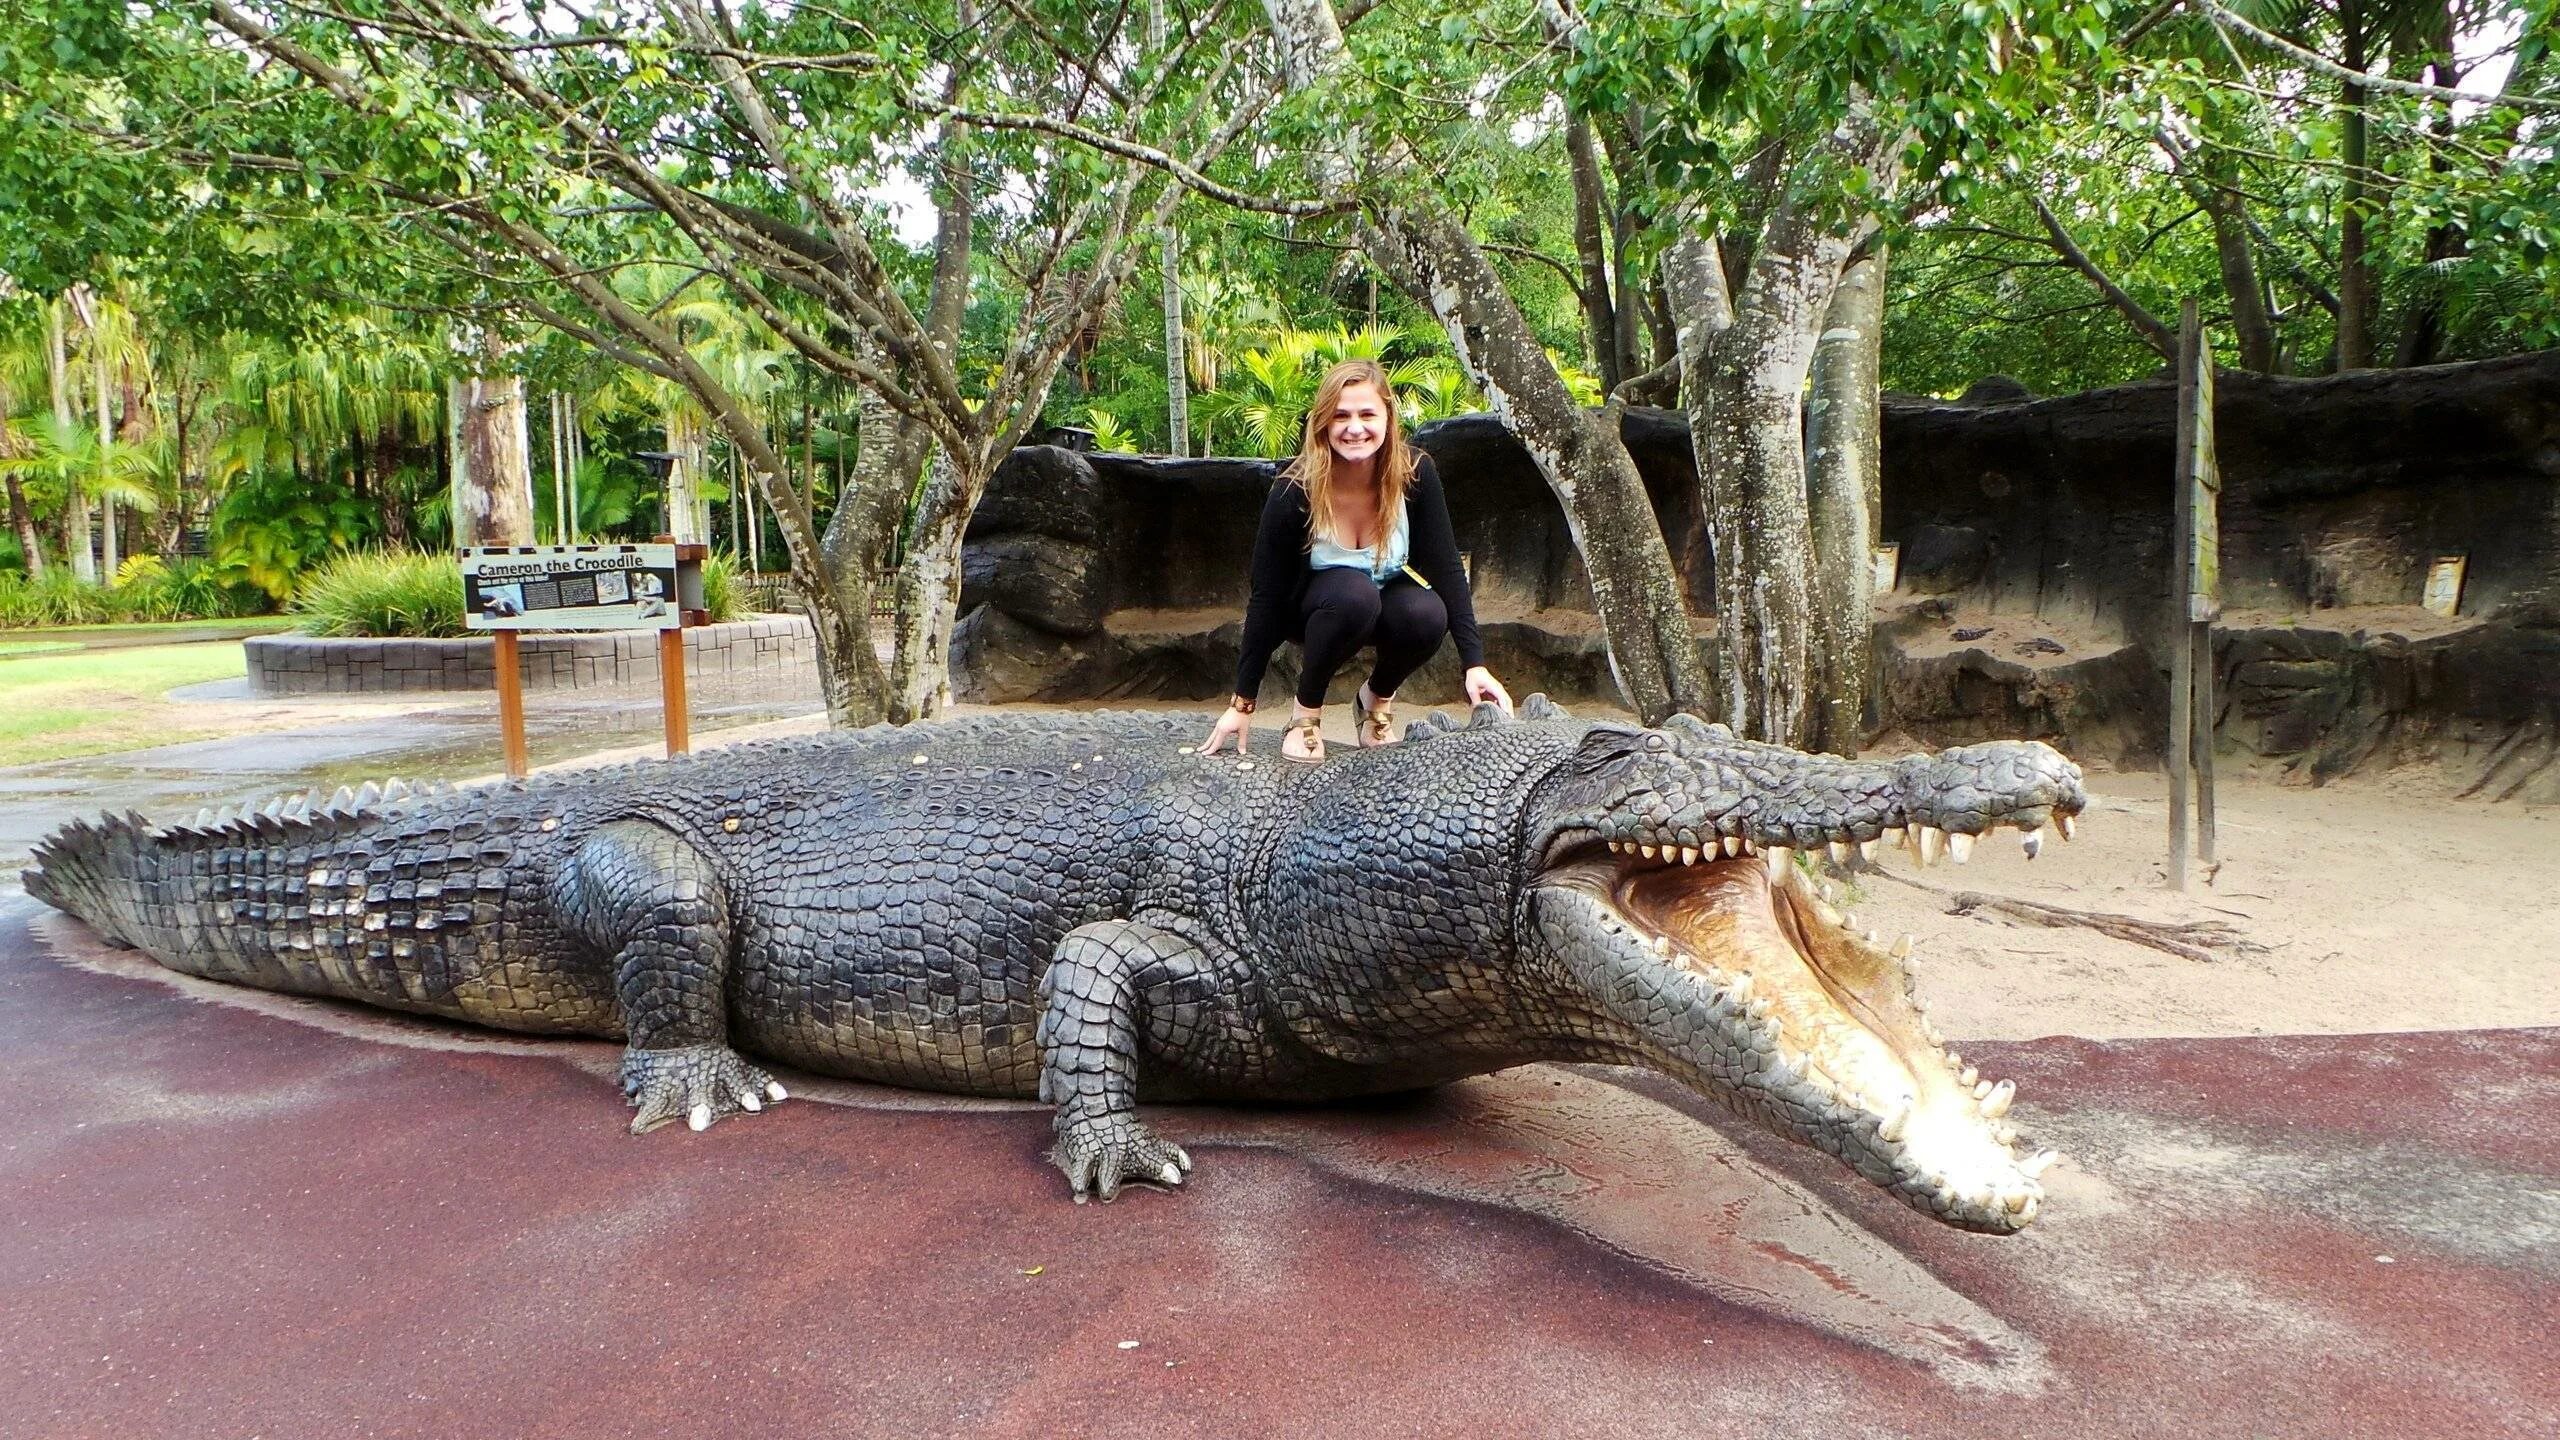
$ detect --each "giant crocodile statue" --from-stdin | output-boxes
[25,701,2085,1232]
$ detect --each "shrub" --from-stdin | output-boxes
[289,550,468,638]
[701,552,745,623]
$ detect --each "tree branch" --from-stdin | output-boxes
[2027,193,2179,359]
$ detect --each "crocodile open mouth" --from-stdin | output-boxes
[1532,836,2057,1233]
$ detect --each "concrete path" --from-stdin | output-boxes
[3,898,2552,1438]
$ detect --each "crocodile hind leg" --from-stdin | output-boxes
[562,821,784,1134]
[1037,918,1239,1201]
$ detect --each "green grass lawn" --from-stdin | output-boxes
[0,641,255,767]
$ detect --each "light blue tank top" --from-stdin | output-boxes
[1308,499,1410,583]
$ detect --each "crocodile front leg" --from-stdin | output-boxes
[562,821,784,1134]
[1037,919,1230,1202]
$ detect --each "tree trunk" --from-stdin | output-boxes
[2336,0,2373,371]
[1565,115,1624,390]
[662,411,710,544]
[2393,3,2464,368]
[1804,245,1884,755]
[803,381,907,726]
[2198,158,2279,372]
[446,344,536,548]
[49,300,95,584]
[888,452,968,723]
[376,432,411,548]
[3,474,42,577]
[95,331,118,580]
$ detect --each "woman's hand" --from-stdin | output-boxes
[1463,666,1514,716]
[1195,702,1254,755]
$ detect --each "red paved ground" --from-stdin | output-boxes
[2,897,2552,1438]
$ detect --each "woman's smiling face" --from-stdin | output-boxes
[1327,380,1388,467]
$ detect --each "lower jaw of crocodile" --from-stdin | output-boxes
[1532,846,2053,1233]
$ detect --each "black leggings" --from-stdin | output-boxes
[1288,568,1449,709]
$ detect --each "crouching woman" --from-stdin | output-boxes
[1196,360,1512,763]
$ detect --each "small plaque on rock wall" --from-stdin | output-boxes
[1872,543,1901,593]
[2422,555,2467,618]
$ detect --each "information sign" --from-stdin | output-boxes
[462,543,686,631]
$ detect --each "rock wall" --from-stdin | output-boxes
[955,353,2560,796]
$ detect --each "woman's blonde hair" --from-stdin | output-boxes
[1285,360,1417,549]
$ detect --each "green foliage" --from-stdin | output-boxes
[701,551,745,624]
[0,557,265,627]
[287,550,466,638]
[1084,409,1140,454]
[210,468,378,601]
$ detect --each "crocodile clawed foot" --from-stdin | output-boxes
[621,1043,786,1135]
[1051,1111,1193,1203]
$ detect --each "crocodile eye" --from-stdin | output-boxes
[1644,733,1670,753]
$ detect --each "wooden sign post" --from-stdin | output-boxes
[2168,300,2221,889]
[462,540,708,778]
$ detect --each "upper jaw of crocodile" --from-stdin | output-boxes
[1528,839,2056,1233]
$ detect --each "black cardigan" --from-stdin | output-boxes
[1232,453,1486,700]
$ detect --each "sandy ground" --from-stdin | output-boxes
[526,697,2560,1047]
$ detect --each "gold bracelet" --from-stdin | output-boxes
[1231,696,1256,714]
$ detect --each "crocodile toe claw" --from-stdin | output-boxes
[1053,1112,1193,1203]
[622,1043,783,1135]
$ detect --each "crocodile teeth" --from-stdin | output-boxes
[1973,1078,1996,1101]
[766,1081,788,1101]
[2022,1149,2059,1178]
[1980,1079,2015,1118]
[739,1090,762,1113]
[1726,973,1755,1004]
[381,779,411,802]
[1679,844,1700,865]
[1640,843,1658,859]
[2021,829,2044,860]
[354,781,382,808]
[1960,1064,1980,1088]
[1947,832,1975,864]
[1721,835,1743,857]
[1880,825,1905,845]
[1916,826,1945,866]
[328,786,356,811]
[1764,846,1794,884]
[2058,814,2078,841]
[687,1104,712,1131]
[1857,839,1878,863]
[1890,934,1914,960]
[1878,1100,1912,1143]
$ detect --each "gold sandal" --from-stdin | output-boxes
[1282,715,1327,764]
[1356,688,1396,748]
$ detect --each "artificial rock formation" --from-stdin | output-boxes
[964,353,2560,795]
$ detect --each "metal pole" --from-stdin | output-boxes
[493,629,530,779]
[2168,300,2198,890]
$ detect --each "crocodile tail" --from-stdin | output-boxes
[23,811,159,951]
